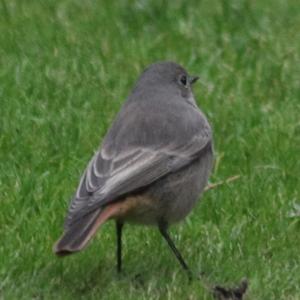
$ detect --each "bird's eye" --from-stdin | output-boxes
[179,75,187,86]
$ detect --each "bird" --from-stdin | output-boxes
[53,61,213,278]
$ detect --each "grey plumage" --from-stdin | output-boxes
[54,61,213,274]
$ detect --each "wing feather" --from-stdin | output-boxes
[65,133,211,229]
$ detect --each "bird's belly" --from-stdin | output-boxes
[152,148,213,224]
[115,148,213,225]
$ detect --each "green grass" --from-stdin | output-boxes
[1,0,300,299]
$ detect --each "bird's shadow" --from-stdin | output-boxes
[55,257,248,300]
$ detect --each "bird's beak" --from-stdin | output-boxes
[189,75,200,85]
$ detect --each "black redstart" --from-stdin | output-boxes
[54,61,213,278]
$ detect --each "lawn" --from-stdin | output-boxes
[0,0,299,299]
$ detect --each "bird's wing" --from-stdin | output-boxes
[65,131,211,229]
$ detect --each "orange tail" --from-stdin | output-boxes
[53,204,120,256]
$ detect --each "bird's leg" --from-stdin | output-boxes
[158,222,192,280]
[116,221,124,273]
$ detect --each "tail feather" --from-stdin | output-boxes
[54,209,103,256]
[54,201,123,256]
